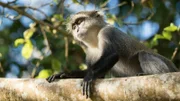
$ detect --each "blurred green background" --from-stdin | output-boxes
[0,0,179,78]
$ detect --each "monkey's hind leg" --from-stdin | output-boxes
[138,51,173,74]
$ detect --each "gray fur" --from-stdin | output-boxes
[68,11,178,77]
[99,26,178,76]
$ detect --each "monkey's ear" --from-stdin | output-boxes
[89,11,99,17]
[95,11,104,18]
[94,11,101,17]
[96,13,100,17]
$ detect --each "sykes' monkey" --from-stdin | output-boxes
[47,11,178,98]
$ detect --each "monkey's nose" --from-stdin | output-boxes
[77,28,79,32]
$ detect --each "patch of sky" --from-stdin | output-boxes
[9,46,28,65]
[107,0,120,15]
[6,72,18,78]
[10,64,20,76]
[175,1,180,26]
[64,0,97,13]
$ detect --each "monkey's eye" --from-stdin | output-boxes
[76,19,83,25]
[72,25,76,30]
[75,17,85,25]
[96,14,100,17]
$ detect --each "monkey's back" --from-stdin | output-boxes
[99,25,178,77]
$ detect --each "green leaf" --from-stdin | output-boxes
[153,34,165,40]
[162,31,172,40]
[36,69,52,78]
[141,0,153,9]
[29,23,36,28]
[14,38,25,47]
[84,0,89,5]
[117,18,123,26]
[79,63,87,70]
[164,23,178,32]
[100,0,110,8]
[22,40,33,59]
[23,28,36,40]
[53,0,58,4]
[72,0,80,4]
[53,14,64,22]
[51,58,61,71]
[150,34,165,47]
[150,39,158,47]
[106,15,116,25]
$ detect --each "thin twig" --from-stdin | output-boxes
[40,25,51,51]
[0,62,4,73]
[100,1,127,11]
[123,11,154,25]
[0,1,70,37]
[31,61,40,78]
[31,25,51,78]
[121,1,134,19]
[100,0,110,8]
[0,7,4,25]
[58,0,69,70]
[7,0,17,4]
[17,6,49,18]
[64,37,69,62]
[171,41,180,61]
[41,2,53,7]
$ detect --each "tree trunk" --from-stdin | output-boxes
[0,72,180,101]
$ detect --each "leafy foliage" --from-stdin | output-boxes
[150,23,179,48]
[0,0,179,78]
[14,23,36,59]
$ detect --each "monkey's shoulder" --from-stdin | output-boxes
[98,25,121,38]
[99,25,127,36]
[99,25,117,34]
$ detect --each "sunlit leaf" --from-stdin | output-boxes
[153,34,165,40]
[178,27,180,31]
[100,0,110,8]
[0,45,8,58]
[53,14,64,22]
[23,28,36,40]
[164,23,178,32]
[143,41,151,48]
[52,58,61,71]
[150,34,165,47]
[141,0,153,9]
[72,0,80,4]
[107,19,115,24]
[150,39,158,47]
[29,23,36,28]
[117,18,123,26]
[22,40,33,59]
[79,63,87,70]
[162,31,172,40]
[14,38,25,47]
[106,14,117,25]
[36,69,52,78]
[84,0,89,5]
[53,0,58,4]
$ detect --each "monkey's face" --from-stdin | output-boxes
[68,11,106,42]
[71,17,87,40]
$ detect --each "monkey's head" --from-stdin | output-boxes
[67,11,106,42]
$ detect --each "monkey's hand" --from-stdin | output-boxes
[81,71,94,99]
[46,72,66,83]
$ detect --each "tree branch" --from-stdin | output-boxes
[0,72,180,101]
[0,1,70,37]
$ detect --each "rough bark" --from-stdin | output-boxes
[0,72,180,101]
